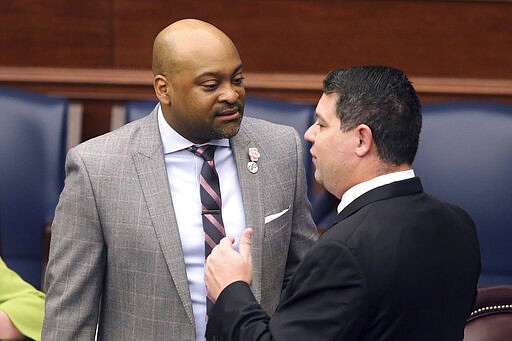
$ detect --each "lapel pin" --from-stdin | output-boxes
[247,147,260,174]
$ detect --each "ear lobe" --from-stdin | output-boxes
[154,75,171,105]
[355,124,372,157]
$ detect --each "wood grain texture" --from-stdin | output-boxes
[0,1,510,78]
[110,1,512,78]
[1,0,511,141]
[1,67,511,102]
[0,1,113,67]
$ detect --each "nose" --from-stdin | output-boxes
[219,84,240,104]
[304,124,317,142]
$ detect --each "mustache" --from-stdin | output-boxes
[216,102,244,115]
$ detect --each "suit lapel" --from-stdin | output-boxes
[231,124,265,303]
[132,111,194,324]
[328,177,424,229]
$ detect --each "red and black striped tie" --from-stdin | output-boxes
[188,145,226,313]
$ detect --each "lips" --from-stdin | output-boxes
[219,104,238,113]
[216,107,241,121]
[219,108,238,116]
[310,150,317,164]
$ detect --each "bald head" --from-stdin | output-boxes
[151,19,245,144]
[152,19,240,76]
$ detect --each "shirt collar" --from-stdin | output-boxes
[157,104,230,154]
[337,169,416,213]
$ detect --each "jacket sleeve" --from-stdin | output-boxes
[0,257,46,341]
[42,148,105,340]
[206,240,368,341]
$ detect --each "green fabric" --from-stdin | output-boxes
[0,257,45,341]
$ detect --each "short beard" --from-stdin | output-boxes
[210,115,243,139]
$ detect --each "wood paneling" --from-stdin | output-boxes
[1,1,511,140]
[0,1,113,67]
[1,1,510,78]
[110,1,512,79]
[1,66,511,141]
[2,67,511,104]
[80,101,113,142]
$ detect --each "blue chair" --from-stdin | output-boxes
[0,87,69,289]
[414,102,512,286]
[125,99,158,123]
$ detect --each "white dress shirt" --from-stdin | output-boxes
[157,106,246,340]
[337,169,416,213]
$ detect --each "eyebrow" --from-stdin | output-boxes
[315,111,326,122]
[232,64,244,76]
[197,63,244,79]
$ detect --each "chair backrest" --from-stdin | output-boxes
[125,99,158,123]
[414,102,512,286]
[244,96,316,198]
[464,285,512,340]
[0,87,68,289]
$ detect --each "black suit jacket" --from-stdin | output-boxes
[206,177,481,340]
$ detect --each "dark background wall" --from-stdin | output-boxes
[1,0,511,140]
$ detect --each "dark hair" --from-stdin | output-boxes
[323,65,422,165]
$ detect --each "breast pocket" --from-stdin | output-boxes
[263,205,291,241]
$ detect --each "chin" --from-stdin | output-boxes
[314,172,323,185]
[215,121,242,139]
[223,126,241,139]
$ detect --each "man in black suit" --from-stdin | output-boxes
[204,66,481,340]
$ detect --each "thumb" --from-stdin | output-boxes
[239,228,253,262]
[218,236,235,248]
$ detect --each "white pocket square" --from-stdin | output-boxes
[264,206,290,224]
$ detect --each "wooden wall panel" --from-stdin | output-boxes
[0,1,113,67]
[2,66,511,142]
[1,1,510,77]
[0,0,511,141]
[111,0,512,78]
[80,101,116,142]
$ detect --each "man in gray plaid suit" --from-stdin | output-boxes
[42,19,317,340]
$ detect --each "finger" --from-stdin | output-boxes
[218,236,235,248]
[239,228,253,262]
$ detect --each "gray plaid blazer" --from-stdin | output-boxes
[42,107,317,340]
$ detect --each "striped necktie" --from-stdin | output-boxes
[188,144,226,313]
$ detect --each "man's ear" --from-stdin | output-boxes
[153,75,171,105]
[355,124,373,157]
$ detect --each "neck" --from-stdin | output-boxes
[351,161,412,191]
